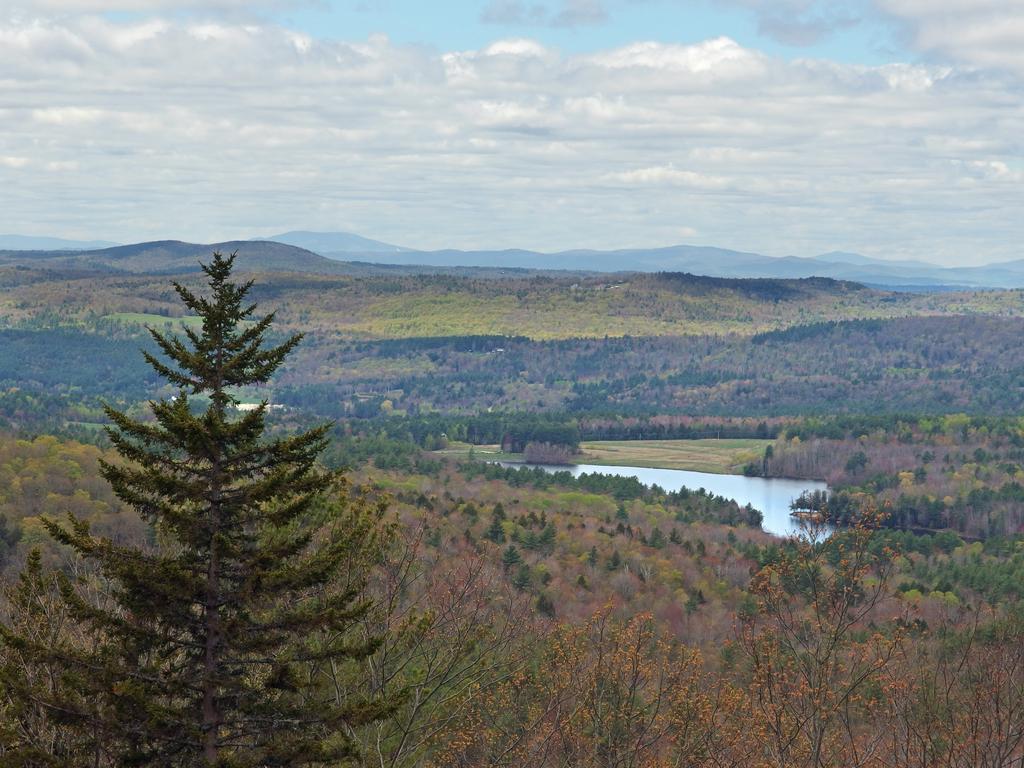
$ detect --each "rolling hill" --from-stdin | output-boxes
[0,240,352,275]
[0,240,589,279]
[257,232,1023,289]
[6,233,1024,289]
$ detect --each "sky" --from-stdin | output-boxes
[1,0,1023,264]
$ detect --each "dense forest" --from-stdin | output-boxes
[278,315,1024,417]
[6,315,1024,436]
[5,261,1024,440]
[4,260,1024,338]
[745,415,1024,539]
[4,259,1024,541]
[1,256,1022,765]
[3,429,1024,765]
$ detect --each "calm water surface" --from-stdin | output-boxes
[502,462,828,538]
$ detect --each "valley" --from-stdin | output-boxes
[2,246,1022,766]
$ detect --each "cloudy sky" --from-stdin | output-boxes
[1,0,1022,264]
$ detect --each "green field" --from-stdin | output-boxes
[103,312,203,327]
[442,438,771,475]
[577,439,771,474]
[433,442,523,463]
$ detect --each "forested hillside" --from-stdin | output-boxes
[2,256,1022,766]
[4,260,1024,545]
[5,261,1024,433]
[4,263,1024,339]
[3,425,1023,764]
[6,315,1024,436]
[276,315,1024,417]
[751,415,1024,539]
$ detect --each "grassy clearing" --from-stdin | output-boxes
[432,442,524,463]
[578,439,772,474]
[103,312,203,327]
[440,438,772,475]
[349,293,690,340]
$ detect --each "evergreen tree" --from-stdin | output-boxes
[485,514,506,544]
[512,564,532,592]
[1,253,394,766]
[538,522,556,553]
[502,545,522,569]
[522,530,539,551]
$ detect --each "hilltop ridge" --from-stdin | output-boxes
[4,232,1024,288]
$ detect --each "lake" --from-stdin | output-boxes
[500,462,828,538]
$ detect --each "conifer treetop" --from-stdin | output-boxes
[143,251,301,409]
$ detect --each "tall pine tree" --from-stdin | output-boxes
[2,253,393,766]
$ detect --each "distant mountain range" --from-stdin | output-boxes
[383,246,1024,289]
[3,230,1024,289]
[258,230,412,255]
[0,234,120,250]
[256,232,1024,289]
[0,239,577,279]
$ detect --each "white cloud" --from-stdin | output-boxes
[45,160,81,171]
[482,38,551,57]
[876,0,1024,74]
[605,165,732,189]
[481,0,608,28]
[709,0,864,46]
[708,0,1024,74]
[481,1,549,25]
[32,106,105,124]
[0,16,1021,264]
[551,0,607,27]
[584,37,766,75]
